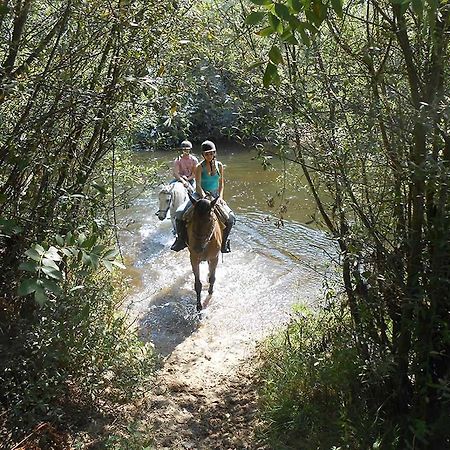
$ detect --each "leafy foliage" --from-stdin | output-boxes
[246,0,450,448]
[131,0,283,149]
[0,0,167,445]
[259,304,393,448]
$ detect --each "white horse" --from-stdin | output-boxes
[156,182,189,233]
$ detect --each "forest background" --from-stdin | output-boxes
[0,0,448,449]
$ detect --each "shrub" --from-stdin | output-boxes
[258,303,397,449]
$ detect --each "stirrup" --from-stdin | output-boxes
[171,238,187,252]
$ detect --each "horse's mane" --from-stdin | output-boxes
[193,198,214,217]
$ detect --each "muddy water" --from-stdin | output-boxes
[120,146,332,370]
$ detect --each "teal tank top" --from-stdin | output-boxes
[201,161,221,194]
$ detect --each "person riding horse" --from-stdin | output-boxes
[172,140,198,190]
[171,140,236,253]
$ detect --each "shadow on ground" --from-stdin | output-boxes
[137,288,201,357]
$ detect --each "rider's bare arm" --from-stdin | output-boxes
[195,164,204,197]
[218,162,224,199]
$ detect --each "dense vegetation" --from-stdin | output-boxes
[244,0,450,448]
[0,1,169,447]
[1,0,448,448]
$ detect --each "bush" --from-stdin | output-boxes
[258,303,397,449]
[0,263,155,446]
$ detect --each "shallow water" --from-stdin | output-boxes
[120,146,333,359]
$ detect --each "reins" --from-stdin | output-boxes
[155,186,173,217]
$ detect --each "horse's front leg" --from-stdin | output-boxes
[208,256,219,295]
[191,259,202,311]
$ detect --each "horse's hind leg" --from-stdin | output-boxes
[208,257,219,295]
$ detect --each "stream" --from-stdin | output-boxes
[119,145,333,366]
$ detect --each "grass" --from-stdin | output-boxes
[257,303,393,450]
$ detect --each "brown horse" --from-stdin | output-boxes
[186,193,223,311]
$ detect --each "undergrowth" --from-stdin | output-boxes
[258,303,398,450]
[0,269,156,449]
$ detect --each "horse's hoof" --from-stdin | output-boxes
[208,288,213,295]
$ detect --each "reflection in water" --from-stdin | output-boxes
[120,147,333,359]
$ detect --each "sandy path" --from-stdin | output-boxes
[127,256,322,449]
[120,203,328,449]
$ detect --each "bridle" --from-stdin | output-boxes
[191,211,217,250]
[155,187,173,218]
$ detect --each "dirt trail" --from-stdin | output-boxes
[130,265,321,449]
[143,331,268,450]
[120,202,327,449]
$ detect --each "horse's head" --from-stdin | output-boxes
[188,193,220,253]
[188,192,219,219]
[155,186,172,220]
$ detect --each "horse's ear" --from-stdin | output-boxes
[210,195,219,209]
[188,191,198,205]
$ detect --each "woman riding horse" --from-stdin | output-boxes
[172,140,198,189]
[171,140,236,253]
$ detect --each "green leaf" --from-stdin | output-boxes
[297,22,312,45]
[25,248,42,262]
[298,28,311,45]
[42,266,63,280]
[289,15,301,29]
[55,234,65,246]
[250,0,273,4]
[268,13,283,33]
[41,279,62,295]
[263,62,280,88]
[81,251,91,266]
[44,246,61,261]
[331,0,343,17]
[111,260,126,270]
[90,253,100,269]
[34,286,48,306]
[18,279,38,296]
[274,3,291,20]
[92,244,106,255]
[287,0,303,12]
[19,261,38,272]
[308,0,327,26]
[42,258,59,270]
[246,60,266,71]
[245,11,266,25]
[103,248,119,260]
[257,26,276,36]
[304,21,319,34]
[280,29,299,45]
[34,244,45,255]
[61,248,74,257]
[0,218,23,235]
[91,182,107,195]
[269,45,283,64]
[78,232,87,246]
[102,259,114,272]
[65,231,75,245]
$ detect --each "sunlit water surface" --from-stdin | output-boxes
[119,146,334,358]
